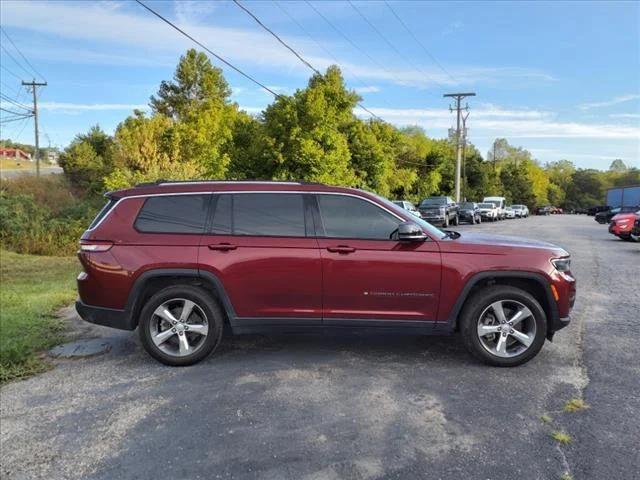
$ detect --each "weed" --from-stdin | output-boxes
[550,431,572,445]
[564,398,589,413]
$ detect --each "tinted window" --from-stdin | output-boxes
[135,195,209,233]
[233,193,306,237]
[89,198,118,229]
[210,194,232,234]
[317,195,400,240]
[419,197,446,206]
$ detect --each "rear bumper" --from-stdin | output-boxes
[75,300,136,331]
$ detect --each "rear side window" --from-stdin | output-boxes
[316,194,400,240]
[135,195,209,233]
[89,198,118,229]
[233,193,306,237]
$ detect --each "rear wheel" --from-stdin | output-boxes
[459,285,547,367]
[138,285,224,366]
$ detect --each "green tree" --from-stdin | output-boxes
[260,66,358,185]
[150,49,231,120]
[608,159,628,173]
[58,125,114,192]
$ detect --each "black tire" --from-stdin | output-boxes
[459,285,547,367]
[471,215,477,225]
[138,285,224,366]
[477,215,482,224]
[453,214,459,226]
[444,215,450,228]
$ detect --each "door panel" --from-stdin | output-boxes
[313,193,442,322]
[317,238,441,320]
[198,193,322,320]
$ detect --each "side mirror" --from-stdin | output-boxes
[397,221,427,242]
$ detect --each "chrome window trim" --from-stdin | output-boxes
[86,190,406,232]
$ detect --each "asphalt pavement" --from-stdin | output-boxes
[1,215,638,480]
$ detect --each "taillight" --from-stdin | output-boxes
[79,241,113,252]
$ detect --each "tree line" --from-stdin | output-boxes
[42,49,640,208]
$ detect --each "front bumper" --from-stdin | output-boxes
[76,300,136,331]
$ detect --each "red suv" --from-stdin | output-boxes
[76,181,576,367]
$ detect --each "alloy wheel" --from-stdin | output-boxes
[149,298,209,357]
[476,299,537,358]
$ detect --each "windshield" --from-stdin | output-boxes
[460,202,475,208]
[374,195,447,239]
[419,197,446,206]
[479,203,494,208]
[392,201,403,207]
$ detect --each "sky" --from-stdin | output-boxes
[0,0,638,170]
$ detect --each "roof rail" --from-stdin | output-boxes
[135,179,325,187]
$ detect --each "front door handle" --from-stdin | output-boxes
[326,245,356,254]
[208,243,237,251]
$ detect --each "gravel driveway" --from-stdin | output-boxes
[1,215,638,480]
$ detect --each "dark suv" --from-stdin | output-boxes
[418,196,459,227]
[76,181,576,367]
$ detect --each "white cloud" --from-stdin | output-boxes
[38,102,149,112]
[609,113,640,119]
[0,1,555,89]
[353,106,640,139]
[355,86,381,94]
[579,94,640,110]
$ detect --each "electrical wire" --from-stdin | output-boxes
[1,64,22,81]
[233,0,382,120]
[0,27,47,82]
[347,0,445,87]
[0,93,32,112]
[134,0,283,98]
[383,1,457,84]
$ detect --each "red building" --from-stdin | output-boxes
[0,147,31,161]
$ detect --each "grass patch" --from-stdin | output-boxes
[540,414,553,423]
[0,158,36,170]
[560,473,573,480]
[0,249,78,383]
[550,431,572,445]
[564,398,589,413]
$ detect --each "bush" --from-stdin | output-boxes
[0,175,100,256]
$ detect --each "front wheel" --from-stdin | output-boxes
[138,285,224,366]
[444,215,450,228]
[453,214,459,226]
[459,285,547,367]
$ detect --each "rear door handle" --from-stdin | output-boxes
[326,245,356,254]
[208,243,237,251]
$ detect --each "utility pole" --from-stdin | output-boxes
[444,92,475,202]
[21,79,47,177]
[461,111,470,201]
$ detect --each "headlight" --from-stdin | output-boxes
[551,257,571,272]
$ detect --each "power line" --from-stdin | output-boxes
[233,0,382,120]
[0,92,32,112]
[347,0,445,87]
[273,1,395,115]
[0,27,46,82]
[1,44,35,79]
[0,80,20,97]
[134,0,282,98]
[1,64,22,81]
[304,0,403,84]
[0,106,33,117]
[234,0,319,74]
[383,1,457,84]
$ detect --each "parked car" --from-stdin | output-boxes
[510,204,529,218]
[76,180,575,367]
[608,210,640,241]
[631,217,640,242]
[505,207,516,219]
[418,196,459,227]
[478,202,500,221]
[588,205,610,216]
[458,202,482,224]
[595,206,639,224]
[483,196,507,220]
[536,206,551,216]
[392,200,420,217]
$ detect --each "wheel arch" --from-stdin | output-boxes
[448,271,559,333]
[125,268,236,329]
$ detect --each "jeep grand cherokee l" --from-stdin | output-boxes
[76,181,576,367]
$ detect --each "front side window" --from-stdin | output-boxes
[233,193,306,237]
[135,195,209,233]
[316,194,400,240]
